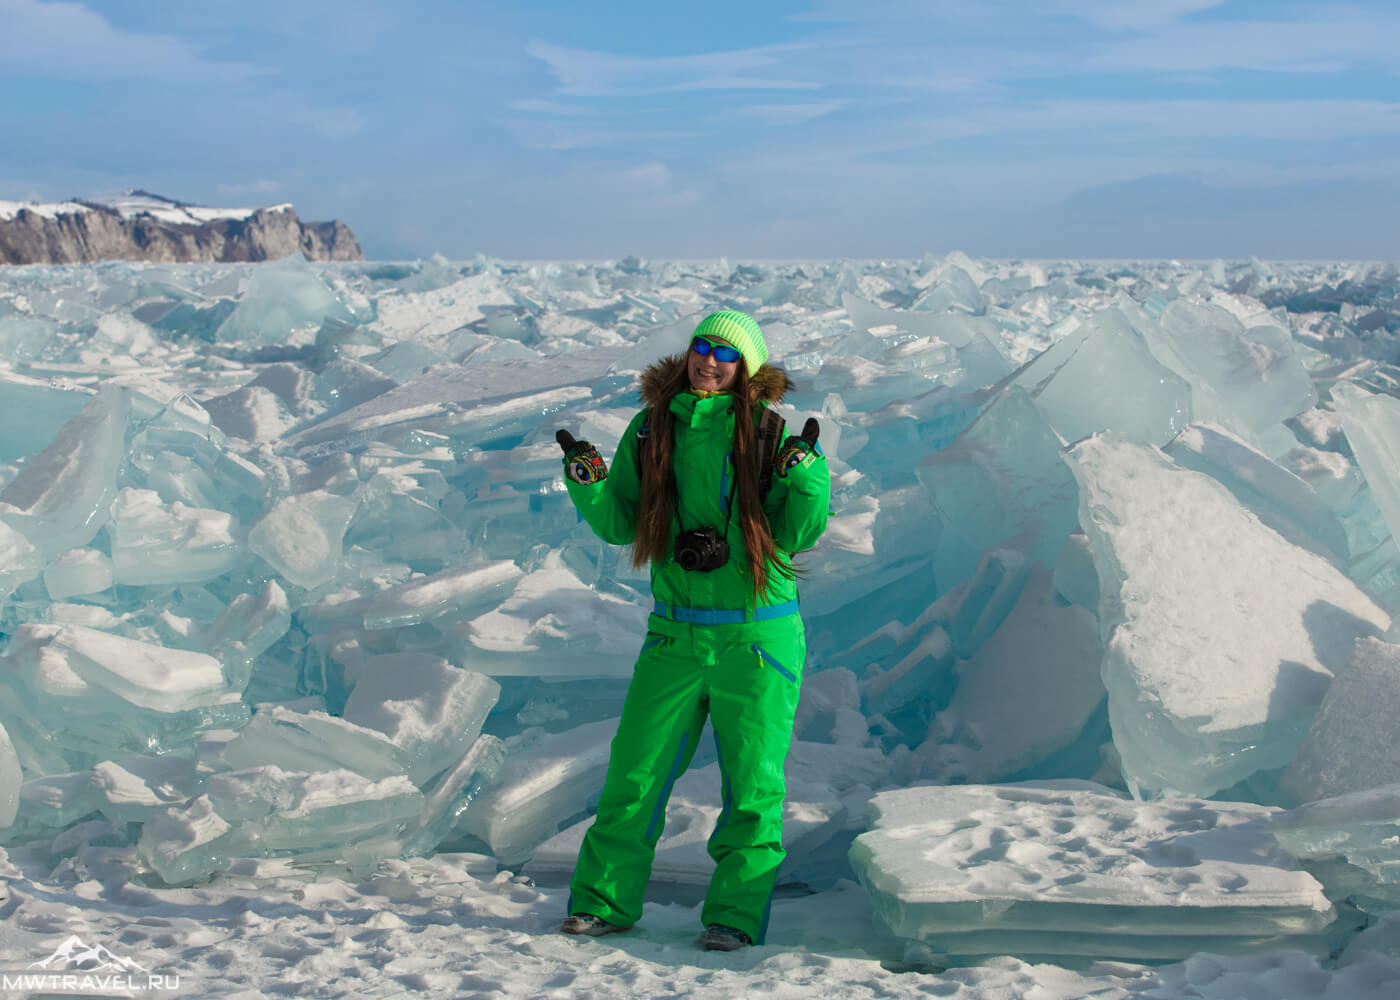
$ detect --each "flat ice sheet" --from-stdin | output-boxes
[851,782,1331,925]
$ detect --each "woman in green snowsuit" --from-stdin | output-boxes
[557,310,830,950]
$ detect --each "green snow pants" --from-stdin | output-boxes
[567,611,806,944]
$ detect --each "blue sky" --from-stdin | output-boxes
[0,0,1396,260]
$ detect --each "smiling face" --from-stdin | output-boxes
[687,335,741,393]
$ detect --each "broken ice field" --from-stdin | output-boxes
[2,251,1400,966]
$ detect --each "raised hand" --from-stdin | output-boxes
[775,418,820,478]
[557,429,609,484]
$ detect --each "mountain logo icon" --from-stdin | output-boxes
[29,935,151,973]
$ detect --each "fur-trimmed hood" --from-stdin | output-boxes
[639,353,794,410]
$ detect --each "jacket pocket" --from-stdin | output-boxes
[751,643,798,682]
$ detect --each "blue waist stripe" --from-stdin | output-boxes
[652,598,799,625]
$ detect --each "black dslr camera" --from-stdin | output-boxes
[675,527,729,572]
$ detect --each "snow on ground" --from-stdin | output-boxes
[2,845,1398,999]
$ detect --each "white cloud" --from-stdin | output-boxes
[620,162,671,188]
[280,105,368,140]
[0,0,265,82]
[706,97,1400,172]
[992,99,1400,143]
[525,39,822,97]
[781,2,1398,83]
[791,0,1227,31]
[1082,10,1400,74]
[733,102,847,126]
[509,99,595,116]
[503,118,700,152]
[1041,1,1228,32]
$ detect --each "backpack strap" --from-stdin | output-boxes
[634,408,652,482]
[755,405,786,498]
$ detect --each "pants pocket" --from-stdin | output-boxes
[640,632,673,656]
[750,643,798,682]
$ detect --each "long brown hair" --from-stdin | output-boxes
[631,365,792,605]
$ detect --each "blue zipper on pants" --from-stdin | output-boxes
[751,644,797,682]
[640,634,669,655]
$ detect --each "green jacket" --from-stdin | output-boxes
[565,355,829,619]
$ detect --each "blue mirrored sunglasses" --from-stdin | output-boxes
[691,336,743,364]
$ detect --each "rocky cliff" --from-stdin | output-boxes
[0,191,363,265]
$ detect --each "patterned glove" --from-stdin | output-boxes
[775,418,821,479]
[557,429,608,485]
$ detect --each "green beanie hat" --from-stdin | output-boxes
[691,310,768,377]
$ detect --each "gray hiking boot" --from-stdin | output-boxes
[560,913,629,937]
[702,923,753,951]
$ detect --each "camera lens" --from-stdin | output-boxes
[675,527,728,572]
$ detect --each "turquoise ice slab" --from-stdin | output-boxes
[213,705,406,780]
[850,783,1333,962]
[214,253,358,344]
[0,519,42,606]
[1283,638,1400,804]
[205,581,292,689]
[841,292,1010,390]
[126,396,268,516]
[0,721,19,827]
[799,484,941,622]
[0,627,249,773]
[41,548,112,600]
[1165,423,1350,561]
[1154,299,1316,441]
[1274,782,1400,894]
[138,765,424,885]
[899,928,1329,964]
[0,371,90,462]
[1064,432,1389,798]
[13,771,103,832]
[918,565,1103,785]
[341,654,500,786]
[108,487,240,586]
[248,490,359,590]
[1010,308,1190,447]
[0,315,57,363]
[0,385,129,558]
[944,548,1029,659]
[450,554,648,680]
[203,766,423,850]
[1051,531,1099,612]
[5,623,234,713]
[362,561,522,631]
[1334,383,1400,571]
[459,718,619,866]
[402,734,507,857]
[91,754,195,823]
[0,682,248,777]
[917,384,1080,592]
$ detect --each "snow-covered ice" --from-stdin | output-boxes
[851,782,1332,963]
